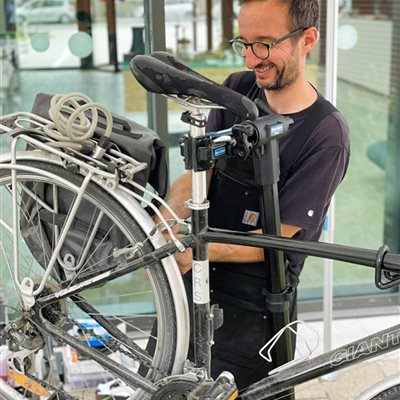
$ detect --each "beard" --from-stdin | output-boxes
[255,57,300,91]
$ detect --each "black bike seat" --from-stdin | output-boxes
[130,53,258,121]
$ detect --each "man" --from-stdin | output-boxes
[158,0,350,389]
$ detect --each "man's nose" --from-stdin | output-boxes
[243,47,263,69]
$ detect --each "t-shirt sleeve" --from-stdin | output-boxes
[279,114,350,232]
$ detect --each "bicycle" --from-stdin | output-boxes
[0,52,399,400]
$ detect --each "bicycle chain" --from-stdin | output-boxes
[26,373,78,400]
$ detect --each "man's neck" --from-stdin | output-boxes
[264,80,318,115]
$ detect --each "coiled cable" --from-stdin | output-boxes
[43,92,113,158]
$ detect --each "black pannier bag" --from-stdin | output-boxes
[31,93,168,196]
[19,93,168,277]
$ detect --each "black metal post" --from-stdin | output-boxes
[252,138,294,399]
[105,0,119,72]
[76,0,93,69]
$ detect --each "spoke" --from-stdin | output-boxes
[14,181,57,276]
[37,317,158,393]
[10,181,52,273]
[74,208,105,270]
[108,314,157,342]
[31,181,52,275]
[19,181,55,212]
[69,297,157,343]
[68,296,157,370]
[2,183,47,307]
[0,163,178,397]
[69,220,118,280]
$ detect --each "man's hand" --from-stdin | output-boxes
[159,223,193,275]
[173,246,193,275]
[152,170,213,274]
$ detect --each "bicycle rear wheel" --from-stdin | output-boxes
[355,375,400,400]
[0,160,183,399]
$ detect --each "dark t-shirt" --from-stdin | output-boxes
[206,71,350,273]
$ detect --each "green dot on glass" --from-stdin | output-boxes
[68,32,93,58]
[31,33,50,52]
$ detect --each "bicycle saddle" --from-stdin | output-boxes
[130,52,259,121]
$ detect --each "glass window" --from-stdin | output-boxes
[1,0,398,310]
[299,0,399,302]
[156,0,400,304]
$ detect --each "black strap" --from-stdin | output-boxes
[84,107,143,139]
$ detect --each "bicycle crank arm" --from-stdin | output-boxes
[188,372,238,400]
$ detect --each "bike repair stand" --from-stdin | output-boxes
[233,107,296,400]
[179,106,295,399]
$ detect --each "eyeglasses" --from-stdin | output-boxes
[229,28,306,60]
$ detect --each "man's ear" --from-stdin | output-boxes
[303,27,319,54]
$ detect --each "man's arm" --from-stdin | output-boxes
[156,170,213,221]
[158,172,301,273]
[156,171,193,222]
[208,223,301,264]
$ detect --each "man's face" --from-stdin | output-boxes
[238,0,303,91]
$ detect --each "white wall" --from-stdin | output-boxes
[338,17,392,96]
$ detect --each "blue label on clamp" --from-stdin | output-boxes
[213,146,226,157]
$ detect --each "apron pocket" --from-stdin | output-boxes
[211,290,270,369]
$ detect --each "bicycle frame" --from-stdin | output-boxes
[30,105,400,398]
[1,99,400,399]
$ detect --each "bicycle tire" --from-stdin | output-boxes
[355,375,400,400]
[370,385,400,400]
[0,160,180,398]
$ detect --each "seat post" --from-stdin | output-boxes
[183,110,213,376]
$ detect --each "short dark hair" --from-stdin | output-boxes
[237,0,320,31]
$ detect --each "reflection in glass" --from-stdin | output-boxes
[338,25,358,50]
[68,31,93,58]
[30,32,50,52]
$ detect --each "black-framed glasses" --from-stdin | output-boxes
[229,28,306,60]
